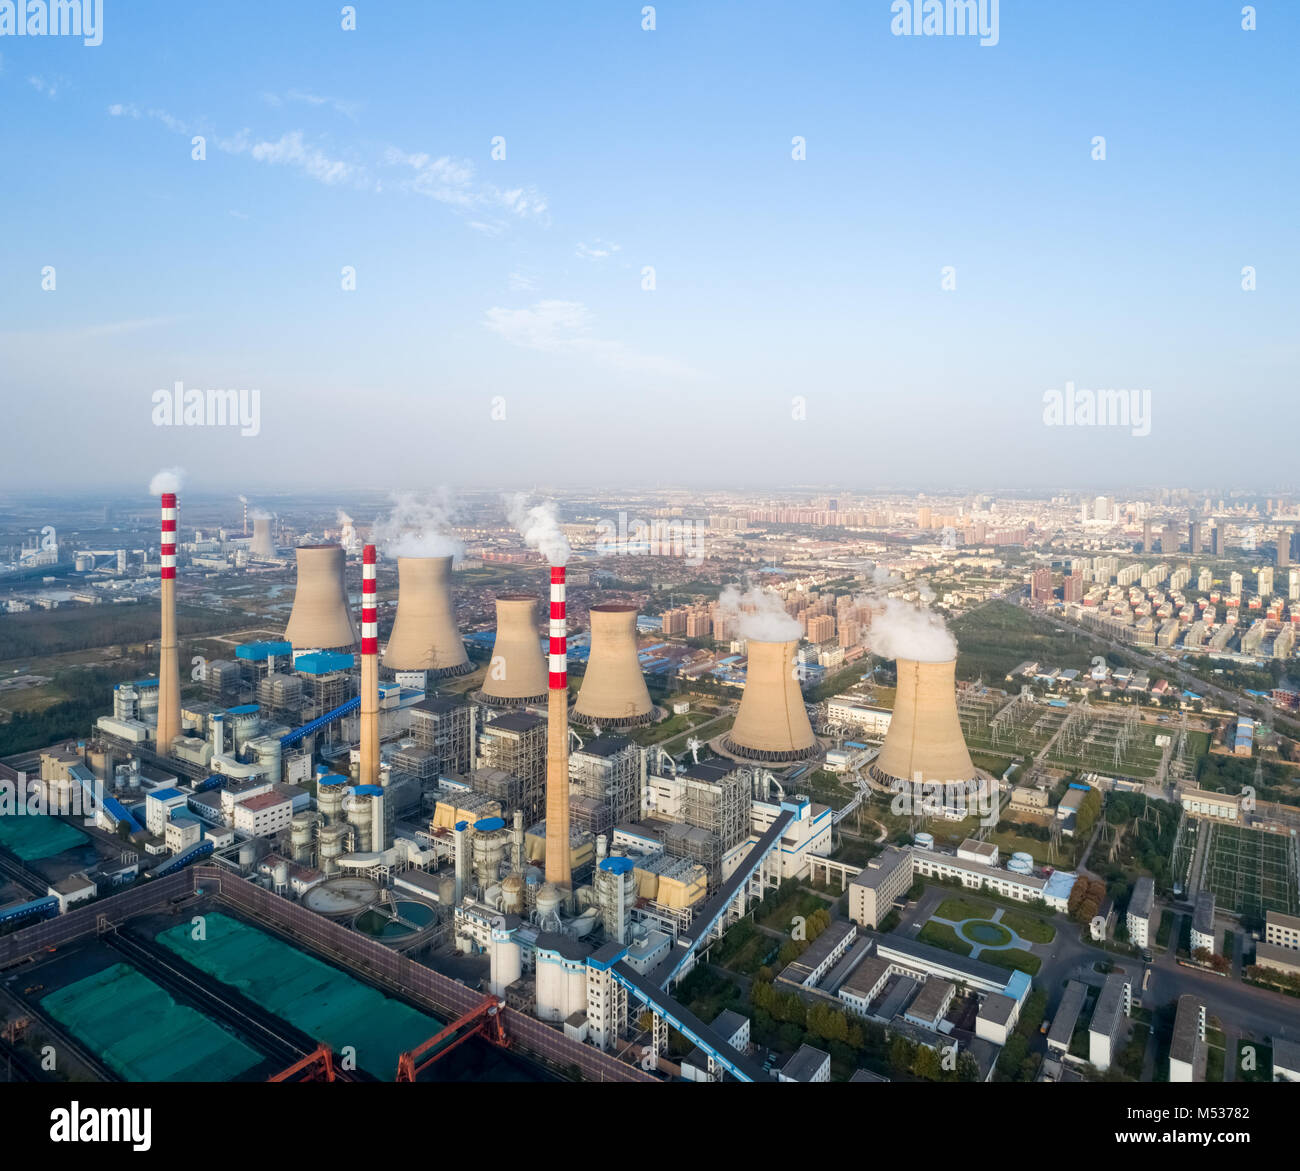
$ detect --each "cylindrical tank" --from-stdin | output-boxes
[318,824,352,876]
[238,842,257,871]
[477,594,548,705]
[724,638,817,761]
[915,832,935,850]
[472,817,510,891]
[316,774,348,824]
[535,882,562,928]
[382,556,471,676]
[284,544,357,651]
[346,792,372,850]
[272,859,289,893]
[291,812,319,863]
[490,924,522,996]
[501,873,524,915]
[574,604,654,726]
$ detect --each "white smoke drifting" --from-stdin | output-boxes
[718,584,802,642]
[505,494,570,566]
[373,491,464,560]
[249,507,272,520]
[866,596,956,663]
[148,467,184,495]
[238,494,248,504]
[336,510,360,553]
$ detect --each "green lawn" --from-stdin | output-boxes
[918,920,973,957]
[1000,908,1056,944]
[979,947,1042,976]
[935,896,996,922]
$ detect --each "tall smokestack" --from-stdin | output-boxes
[360,544,380,789]
[382,556,471,676]
[869,657,978,793]
[249,516,276,560]
[284,545,357,652]
[544,566,571,891]
[476,593,548,707]
[156,491,181,750]
[574,604,654,727]
[242,498,248,536]
[722,638,817,762]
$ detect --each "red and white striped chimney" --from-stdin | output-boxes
[156,492,181,749]
[544,565,571,890]
[359,544,380,789]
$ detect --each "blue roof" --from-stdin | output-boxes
[317,774,350,787]
[1003,970,1032,1003]
[455,820,469,831]
[149,787,184,802]
[225,704,259,715]
[600,856,636,875]
[353,784,384,796]
[236,640,293,661]
[474,816,506,832]
[1067,782,1090,791]
[295,651,355,674]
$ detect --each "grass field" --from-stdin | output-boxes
[980,947,1041,976]
[935,896,995,922]
[1000,908,1056,944]
[918,920,971,956]
[1198,822,1300,919]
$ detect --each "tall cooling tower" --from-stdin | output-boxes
[156,492,181,750]
[382,556,471,676]
[722,638,816,762]
[284,544,357,652]
[869,658,976,788]
[477,593,548,706]
[249,517,276,559]
[573,604,653,727]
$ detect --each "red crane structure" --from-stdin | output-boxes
[268,1043,341,1083]
[395,995,510,1082]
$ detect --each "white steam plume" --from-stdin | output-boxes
[238,494,248,504]
[373,491,463,560]
[249,508,273,520]
[148,467,184,495]
[504,494,570,566]
[858,557,957,663]
[718,583,802,642]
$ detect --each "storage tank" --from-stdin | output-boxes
[1008,852,1034,875]
[489,923,523,996]
[290,812,319,864]
[318,824,352,876]
[501,873,524,915]
[472,816,511,891]
[316,774,348,824]
[271,859,289,894]
[914,832,935,850]
[238,842,257,871]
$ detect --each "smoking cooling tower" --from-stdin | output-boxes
[475,593,548,706]
[868,657,979,793]
[283,544,358,652]
[573,604,654,727]
[249,516,276,560]
[722,638,817,762]
[382,555,471,677]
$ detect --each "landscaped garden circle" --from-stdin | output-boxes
[959,920,1012,947]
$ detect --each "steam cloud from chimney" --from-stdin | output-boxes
[505,494,570,566]
[718,583,802,642]
[859,561,957,662]
[148,467,184,496]
[373,491,464,560]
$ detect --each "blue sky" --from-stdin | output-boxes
[1,0,1296,492]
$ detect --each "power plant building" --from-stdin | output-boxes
[569,735,642,828]
[479,710,547,825]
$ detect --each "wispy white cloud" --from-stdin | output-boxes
[576,239,622,261]
[107,102,140,118]
[483,300,694,378]
[263,89,361,121]
[508,271,538,292]
[28,75,63,99]
[382,147,549,229]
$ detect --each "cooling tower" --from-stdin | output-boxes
[249,516,276,560]
[476,593,548,706]
[382,556,471,676]
[544,566,571,893]
[156,492,181,750]
[722,638,816,762]
[870,658,977,789]
[359,545,380,789]
[573,604,654,727]
[284,544,357,652]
